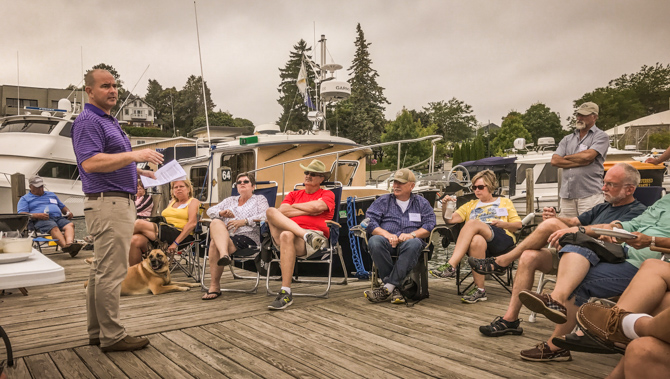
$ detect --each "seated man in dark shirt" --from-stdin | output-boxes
[363,169,436,304]
[472,163,646,341]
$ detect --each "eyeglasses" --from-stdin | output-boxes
[236,180,251,185]
[471,185,487,191]
[304,171,323,177]
[603,182,632,189]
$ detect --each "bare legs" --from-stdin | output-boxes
[494,218,567,268]
[49,223,75,249]
[266,208,309,288]
[203,219,238,299]
[128,219,158,266]
[448,220,492,271]
[502,248,554,322]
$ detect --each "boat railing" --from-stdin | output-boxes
[242,135,443,197]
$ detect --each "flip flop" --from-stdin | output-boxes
[217,255,232,266]
[202,291,222,300]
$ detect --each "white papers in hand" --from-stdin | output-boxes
[140,160,187,187]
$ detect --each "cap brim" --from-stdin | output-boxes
[392,178,408,183]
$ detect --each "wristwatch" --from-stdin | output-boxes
[651,236,656,247]
[578,226,586,234]
[410,232,417,238]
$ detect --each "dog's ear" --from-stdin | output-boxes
[156,240,169,252]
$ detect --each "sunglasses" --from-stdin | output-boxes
[304,171,324,177]
[236,180,251,185]
[471,185,487,191]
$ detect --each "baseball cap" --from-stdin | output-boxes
[576,102,599,115]
[392,168,416,183]
[28,175,44,187]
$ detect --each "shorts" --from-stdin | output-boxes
[34,217,71,234]
[159,224,194,246]
[558,244,629,267]
[569,261,639,306]
[485,225,515,257]
[230,235,257,251]
[272,230,328,259]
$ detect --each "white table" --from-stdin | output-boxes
[0,248,64,367]
[0,249,65,290]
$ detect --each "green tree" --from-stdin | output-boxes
[381,110,437,169]
[174,75,215,136]
[522,103,565,144]
[573,63,670,131]
[463,141,471,162]
[475,136,486,159]
[193,110,235,128]
[491,112,532,154]
[234,117,254,128]
[336,23,389,144]
[276,39,315,133]
[424,98,477,144]
[649,131,670,149]
[452,143,461,165]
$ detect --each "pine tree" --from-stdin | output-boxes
[335,24,389,144]
[276,39,315,133]
[453,144,461,165]
[463,141,472,162]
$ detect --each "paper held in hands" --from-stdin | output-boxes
[140,160,187,187]
[592,227,638,239]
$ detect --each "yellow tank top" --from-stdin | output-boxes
[161,198,194,230]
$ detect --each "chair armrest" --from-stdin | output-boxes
[651,246,670,254]
[325,220,341,228]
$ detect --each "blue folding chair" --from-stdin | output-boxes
[265,181,348,298]
[633,186,664,207]
[200,181,278,293]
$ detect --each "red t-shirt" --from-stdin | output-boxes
[282,188,335,237]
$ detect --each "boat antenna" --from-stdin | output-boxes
[170,92,176,138]
[16,51,20,115]
[114,64,151,119]
[80,46,84,112]
[193,1,212,147]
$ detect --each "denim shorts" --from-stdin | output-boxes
[569,261,639,306]
[559,244,629,267]
[485,225,514,257]
[34,217,71,233]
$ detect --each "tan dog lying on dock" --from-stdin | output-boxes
[121,249,200,295]
[85,248,200,295]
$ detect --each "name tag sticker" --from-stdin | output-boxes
[409,213,421,222]
[496,208,508,217]
[578,144,588,152]
[177,203,188,209]
[49,199,58,204]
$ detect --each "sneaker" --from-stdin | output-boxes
[518,290,567,324]
[576,304,632,352]
[305,232,327,251]
[468,256,507,275]
[520,341,572,362]
[364,286,391,303]
[101,335,150,352]
[479,316,523,337]
[391,288,405,304]
[268,289,293,310]
[461,288,487,304]
[429,263,456,279]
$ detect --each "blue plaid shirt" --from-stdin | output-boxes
[365,193,436,246]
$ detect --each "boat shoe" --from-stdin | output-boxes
[552,332,619,355]
[518,290,567,324]
[520,341,572,362]
[576,303,631,352]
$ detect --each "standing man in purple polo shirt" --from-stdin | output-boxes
[72,69,163,352]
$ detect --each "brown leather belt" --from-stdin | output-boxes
[85,191,136,201]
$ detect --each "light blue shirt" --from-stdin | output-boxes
[17,191,66,218]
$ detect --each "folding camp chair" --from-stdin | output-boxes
[265,181,347,298]
[454,212,536,296]
[199,181,278,293]
[154,207,206,283]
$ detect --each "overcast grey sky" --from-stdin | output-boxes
[2,0,669,129]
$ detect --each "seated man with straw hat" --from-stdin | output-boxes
[265,159,335,310]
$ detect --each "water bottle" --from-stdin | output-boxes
[360,217,370,229]
[443,198,456,220]
[44,206,50,217]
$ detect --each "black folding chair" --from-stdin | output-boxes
[200,181,278,293]
[265,181,348,298]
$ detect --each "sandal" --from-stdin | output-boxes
[202,291,222,300]
[468,256,507,275]
[217,255,232,267]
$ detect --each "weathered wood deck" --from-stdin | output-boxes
[1,248,619,378]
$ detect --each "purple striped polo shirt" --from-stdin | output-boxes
[72,103,137,194]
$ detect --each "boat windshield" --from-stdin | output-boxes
[0,120,58,134]
[329,160,358,186]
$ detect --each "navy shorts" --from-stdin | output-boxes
[34,217,71,234]
[485,225,514,257]
[231,235,257,250]
[159,224,194,245]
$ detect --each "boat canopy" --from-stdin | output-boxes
[460,156,518,195]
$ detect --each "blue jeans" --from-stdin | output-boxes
[368,235,424,287]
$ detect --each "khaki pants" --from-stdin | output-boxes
[559,193,604,219]
[85,196,135,347]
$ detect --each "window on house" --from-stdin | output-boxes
[6,98,38,108]
[136,140,145,145]
[125,109,129,115]
[148,110,153,116]
[37,161,80,180]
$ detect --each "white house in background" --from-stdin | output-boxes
[119,97,156,127]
